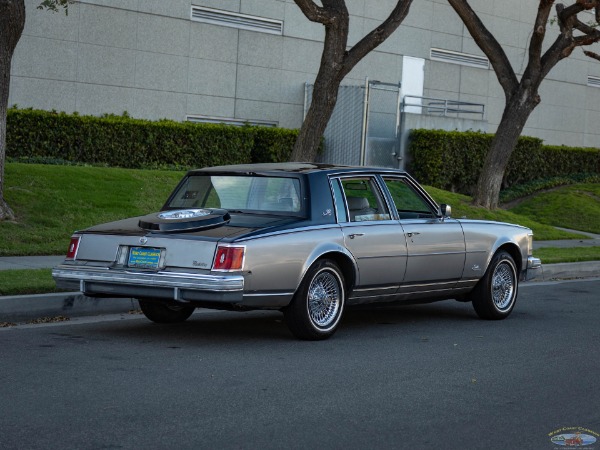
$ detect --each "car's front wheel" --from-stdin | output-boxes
[469,251,518,320]
[138,300,195,324]
[284,259,345,340]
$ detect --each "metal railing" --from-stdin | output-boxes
[401,95,485,119]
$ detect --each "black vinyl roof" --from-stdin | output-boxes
[189,162,408,176]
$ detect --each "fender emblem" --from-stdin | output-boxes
[471,264,481,271]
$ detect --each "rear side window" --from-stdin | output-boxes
[339,177,391,222]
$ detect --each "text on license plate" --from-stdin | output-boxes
[128,247,162,269]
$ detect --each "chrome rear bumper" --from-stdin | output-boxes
[52,265,244,303]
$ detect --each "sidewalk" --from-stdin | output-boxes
[533,228,600,249]
[1,242,599,323]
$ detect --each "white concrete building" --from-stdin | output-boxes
[9,0,600,156]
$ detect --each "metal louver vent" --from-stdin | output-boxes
[587,76,600,88]
[191,6,283,35]
[430,48,489,69]
[187,115,277,127]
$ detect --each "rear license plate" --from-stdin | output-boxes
[128,247,162,269]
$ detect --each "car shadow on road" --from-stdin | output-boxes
[98,300,481,344]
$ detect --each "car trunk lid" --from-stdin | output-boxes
[70,214,302,270]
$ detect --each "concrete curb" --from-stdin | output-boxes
[1,262,599,323]
[0,292,138,323]
[531,261,600,282]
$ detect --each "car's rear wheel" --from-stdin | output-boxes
[138,300,195,324]
[469,251,518,320]
[284,259,345,340]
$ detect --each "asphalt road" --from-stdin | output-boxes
[1,280,599,450]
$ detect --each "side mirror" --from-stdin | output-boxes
[440,204,451,218]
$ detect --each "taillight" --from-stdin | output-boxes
[66,236,81,260]
[212,246,245,271]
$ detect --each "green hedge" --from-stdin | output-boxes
[250,126,299,163]
[408,129,600,194]
[6,108,300,168]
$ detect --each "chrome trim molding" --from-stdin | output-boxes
[52,265,244,292]
[243,291,295,297]
[352,285,401,293]
[407,251,467,257]
[236,224,341,242]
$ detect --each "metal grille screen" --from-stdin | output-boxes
[365,83,401,168]
[306,84,365,166]
[305,81,401,168]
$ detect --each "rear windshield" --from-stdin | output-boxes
[167,175,303,214]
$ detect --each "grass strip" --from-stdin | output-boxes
[0,164,595,256]
[0,269,65,296]
[534,246,600,264]
[1,163,184,256]
[425,187,587,241]
[508,184,600,235]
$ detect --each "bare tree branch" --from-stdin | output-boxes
[573,17,598,34]
[584,49,600,60]
[447,0,519,96]
[448,0,600,208]
[343,0,412,73]
[527,0,555,75]
[293,0,331,24]
[574,30,600,44]
[290,0,413,161]
[557,1,588,28]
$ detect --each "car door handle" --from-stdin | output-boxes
[406,232,420,237]
[349,233,365,239]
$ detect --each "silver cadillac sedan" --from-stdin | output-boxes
[53,163,542,340]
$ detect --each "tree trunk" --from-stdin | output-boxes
[0,0,26,221]
[290,74,341,162]
[471,91,537,209]
[290,0,412,162]
[290,5,348,163]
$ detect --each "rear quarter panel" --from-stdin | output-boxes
[240,226,353,293]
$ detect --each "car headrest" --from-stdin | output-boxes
[347,196,369,210]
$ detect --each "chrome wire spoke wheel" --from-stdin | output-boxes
[284,260,345,340]
[470,251,519,320]
[308,270,341,328]
[491,261,515,311]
